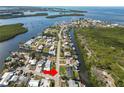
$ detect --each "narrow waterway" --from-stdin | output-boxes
[70,29,91,87]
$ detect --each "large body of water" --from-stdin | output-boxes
[0,7,124,70]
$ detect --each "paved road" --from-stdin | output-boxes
[55,27,63,87]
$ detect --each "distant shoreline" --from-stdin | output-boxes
[0,13,48,19]
[46,13,84,18]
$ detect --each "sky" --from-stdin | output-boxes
[0,0,124,6]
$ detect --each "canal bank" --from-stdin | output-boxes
[69,29,91,87]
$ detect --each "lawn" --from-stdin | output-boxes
[60,66,67,75]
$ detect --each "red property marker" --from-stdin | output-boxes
[42,68,58,76]
[43,70,50,74]
[50,68,58,76]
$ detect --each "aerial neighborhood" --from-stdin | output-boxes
[0,18,123,87]
[0,20,87,87]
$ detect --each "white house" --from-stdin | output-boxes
[44,60,51,71]
[25,39,34,46]
[9,75,18,82]
[68,79,78,87]
[28,79,40,87]
[29,59,37,65]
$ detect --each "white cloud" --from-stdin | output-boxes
[0,0,124,6]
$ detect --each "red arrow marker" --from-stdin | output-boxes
[42,68,58,76]
[50,68,58,76]
[43,70,50,74]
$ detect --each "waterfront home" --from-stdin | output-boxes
[36,36,42,39]
[68,79,78,87]
[25,39,34,46]
[28,79,40,87]
[43,36,47,39]
[76,60,79,64]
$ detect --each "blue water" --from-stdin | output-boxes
[0,7,124,69]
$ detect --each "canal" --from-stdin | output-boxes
[70,29,91,87]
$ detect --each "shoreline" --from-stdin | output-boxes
[0,13,48,19]
[46,14,84,18]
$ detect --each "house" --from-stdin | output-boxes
[9,75,18,82]
[36,45,44,52]
[44,60,51,71]
[68,79,78,87]
[76,60,79,65]
[37,45,44,50]
[18,75,28,83]
[49,49,56,56]
[25,39,34,46]
[66,58,71,64]
[36,36,42,39]
[35,62,43,73]
[64,42,69,45]
[37,60,44,67]
[29,59,37,65]
[50,45,54,51]
[43,36,46,39]
[64,52,71,57]
[28,79,40,87]
[40,79,50,87]
[35,66,42,73]
[0,72,13,86]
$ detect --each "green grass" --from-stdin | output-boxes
[0,23,27,42]
[60,66,67,75]
[75,27,124,86]
[74,70,79,78]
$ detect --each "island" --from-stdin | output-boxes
[0,13,48,19]
[0,23,28,42]
[46,13,84,18]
